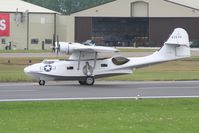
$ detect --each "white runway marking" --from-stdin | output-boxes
[0,96,199,102]
[140,87,199,89]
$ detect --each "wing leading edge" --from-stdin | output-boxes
[58,42,119,59]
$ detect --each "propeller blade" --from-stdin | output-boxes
[56,35,60,56]
[52,34,56,53]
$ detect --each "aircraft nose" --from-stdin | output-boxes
[24,66,31,74]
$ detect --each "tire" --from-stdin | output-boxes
[85,76,95,85]
[39,80,45,86]
[79,80,86,85]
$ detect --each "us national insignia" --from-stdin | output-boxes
[44,65,52,72]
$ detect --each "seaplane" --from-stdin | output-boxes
[24,28,191,86]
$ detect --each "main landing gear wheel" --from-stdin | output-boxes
[79,76,95,86]
[85,76,95,85]
[39,80,45,86]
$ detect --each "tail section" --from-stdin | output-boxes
[159,28,190,58]
[127,28,191,69]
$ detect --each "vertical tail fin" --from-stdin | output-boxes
[165,28,189,46]
[160,28,190,58]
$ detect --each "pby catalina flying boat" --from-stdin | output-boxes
[24,28,190,85]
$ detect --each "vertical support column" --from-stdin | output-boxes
[93,52,97,69]
[54,14,57,39]
[26,12,29,50]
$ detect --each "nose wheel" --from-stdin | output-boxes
[79,76,95,85]
[39,80,45,86]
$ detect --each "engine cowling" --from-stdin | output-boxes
[59,42,75,55]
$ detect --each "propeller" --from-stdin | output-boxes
[55,35,60,56]
[52,34,60,55]
[52,34,56,53]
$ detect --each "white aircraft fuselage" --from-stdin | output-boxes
[24,28,191,85]
[24,58,132,81]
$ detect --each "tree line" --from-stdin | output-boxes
[23,0,113,14]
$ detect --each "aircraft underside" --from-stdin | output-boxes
[27,70,132,86]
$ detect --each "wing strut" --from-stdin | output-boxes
[93,52,97,69]
[77,51,82,70]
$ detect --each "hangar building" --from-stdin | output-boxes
[0,0,67,50]
[65,0,199,47]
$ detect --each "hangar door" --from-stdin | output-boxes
[131,1,149,17]
[75,17,149,47]
[92,17,149,47]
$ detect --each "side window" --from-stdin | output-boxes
[67,66,74,70]
[101,64,108,67]
[112,57,129,65]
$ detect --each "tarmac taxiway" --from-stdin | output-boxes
[0,81,198,102]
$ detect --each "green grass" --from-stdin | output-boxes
[0,57,199,82]
[0,66,31,82]
[0,99,199,133]
[118,48,157,52]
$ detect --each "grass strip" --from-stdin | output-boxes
[118,48,157,52]
[0,99,199,133]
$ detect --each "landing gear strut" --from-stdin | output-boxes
[79,76,95,86]
[39,80,45,86]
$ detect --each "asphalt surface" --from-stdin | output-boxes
[0,81,199,102]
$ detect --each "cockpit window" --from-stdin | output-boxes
[82,40,95,46]
[42,61,55,64]
[112,57,129,65]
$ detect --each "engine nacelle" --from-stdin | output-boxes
[59,42,75,55]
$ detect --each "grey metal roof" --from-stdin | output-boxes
[166,0,199,10]
[0,0,58,13]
